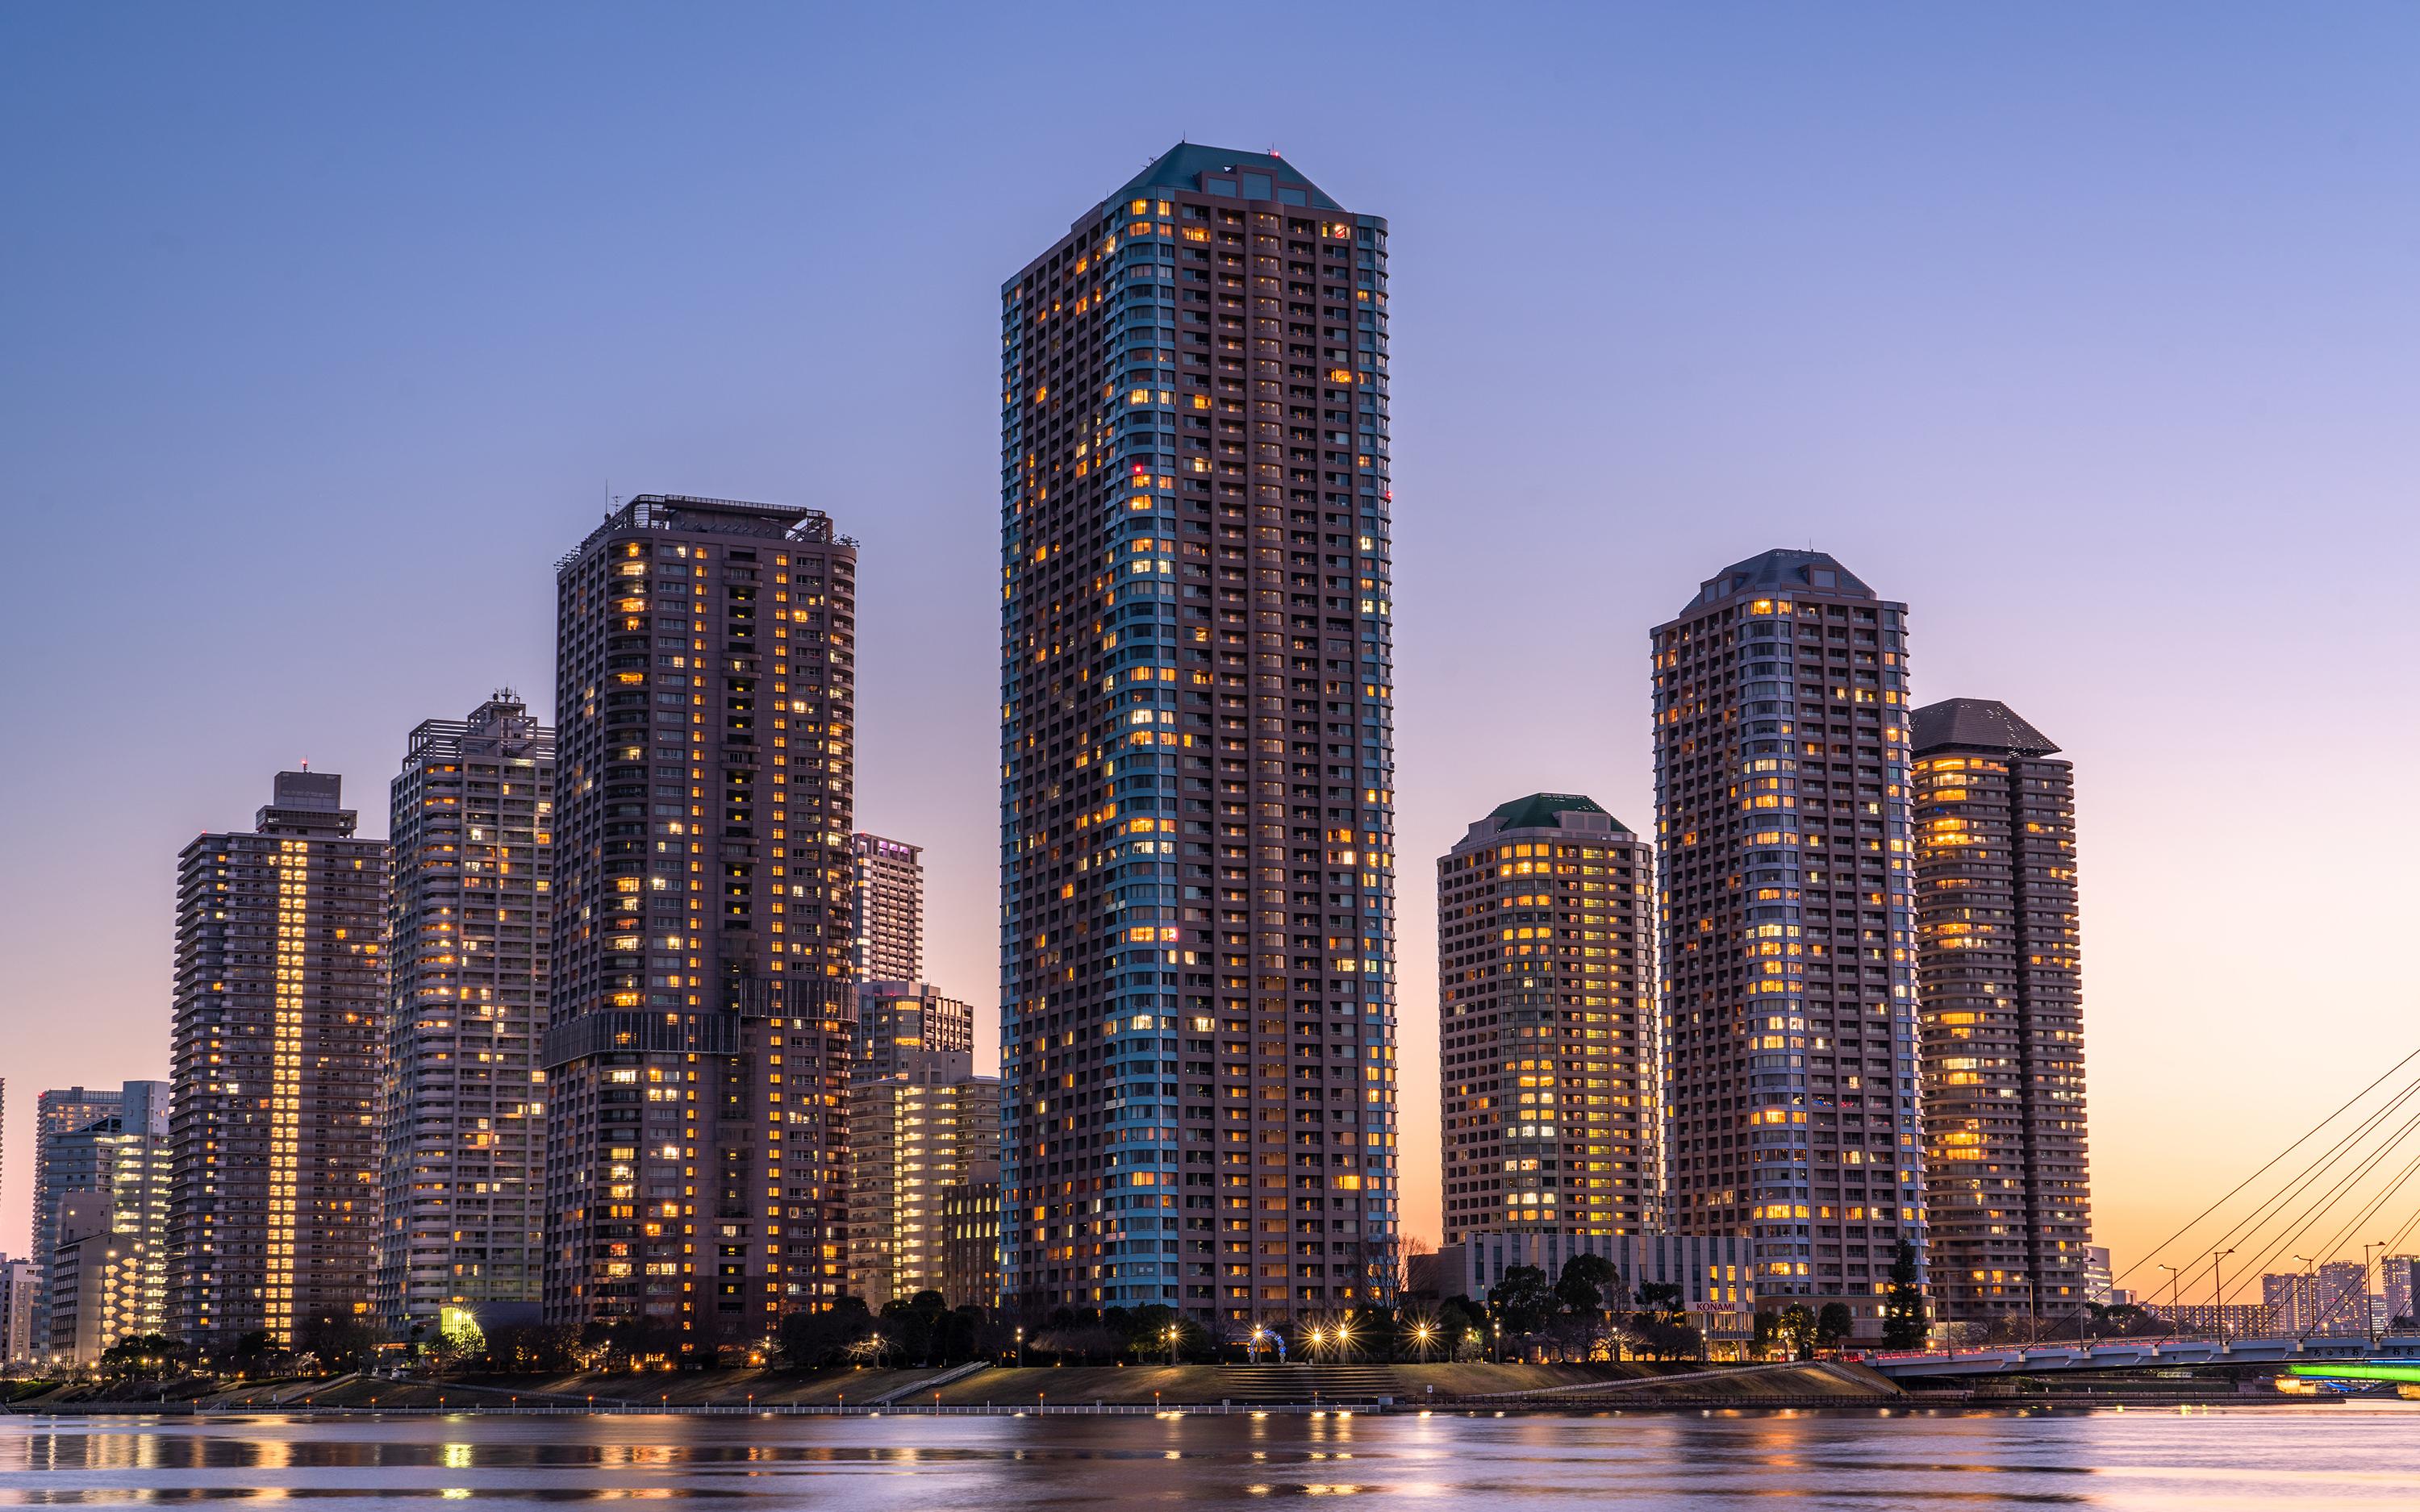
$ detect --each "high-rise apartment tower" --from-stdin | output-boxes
[168,771,389,1349]
[1653,551,1926,1330]
[540,494,857,1357]
[378,692,557,1336]
[849,834,923,983]
[1437,795,1656,1245]
[1911,698,2089,1327]
[999,146,1400,1329]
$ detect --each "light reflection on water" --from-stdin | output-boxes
[1,1407,2413,1509]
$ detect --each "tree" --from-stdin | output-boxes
[98,1335,185,1380]
[1554,1254,1621,1319]
[1752,1310,1782,1360]
[1487,1264,1556,1347]
[776,1297,873,1369]
[1816,1302,1855,1352]
[1881,1240,1928,1348]
[1629,1318,1704,1361]
[1634,1281,1684,1319]
[1777,1304,1817,1360]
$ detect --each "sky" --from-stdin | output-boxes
[3,3,2416,1293]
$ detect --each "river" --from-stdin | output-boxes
[2,1406,2413,1507]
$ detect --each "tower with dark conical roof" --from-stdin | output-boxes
[1437,795,1656,1245]
[1911,698,2090,1327]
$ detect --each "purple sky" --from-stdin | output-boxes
[4,4,2416,1283]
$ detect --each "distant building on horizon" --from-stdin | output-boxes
[1911,698,2092,1327]
[1652,550,1927,1335]
[540,494,858,1356]
[1437,794,1656,1247]
[849,834,923,985]
[168,771,388,1352]
[377,692,556,1339]
[2384,1255,2418,1331]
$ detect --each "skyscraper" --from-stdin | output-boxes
[1911,698,2091,1327]
[1437,795,1656,1245]
[378,692,556,1339]
[540,494,857,1358]
[999,145,1399,1330]
[1653,550,1926,1331]
[31,1082,169,1360]
[849,834,923,983]
[168,771,389,1351]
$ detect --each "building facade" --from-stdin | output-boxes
[378,692,556,1339]
[849,834,923,984]
[999,144,1400,1331]
[1437,795,1656,1246]
[168,771,389,1350]
[845,1052,1001,1306]
[1911,698,2091,1327]
[1652,550,1926,1332]
[540,494,857,1358]
[940,1181,1003,1311]
[853,981,975,1082]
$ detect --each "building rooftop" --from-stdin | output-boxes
[1479,792,1634,836]
[1912,698,2061,757]
[1684,549,1875,613]
[1114,143,1343,211]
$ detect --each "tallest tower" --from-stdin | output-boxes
[999,147,1400,1333]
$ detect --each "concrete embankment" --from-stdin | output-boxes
[6,1360,1909,1414]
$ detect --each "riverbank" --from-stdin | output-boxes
[6,1360,1910,1414]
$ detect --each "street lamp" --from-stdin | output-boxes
[1165,1324,1179,1367]
[2209,1249,2238,1340]
[2365,1242,2388,1348]
[1015,1326,1024,1369]
[2293,1255,2317,1338]
[2156,1264,2180,1338]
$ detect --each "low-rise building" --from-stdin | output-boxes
[1431,1231,1757,1337]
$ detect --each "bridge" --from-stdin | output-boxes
[1867,1334,2420,1380]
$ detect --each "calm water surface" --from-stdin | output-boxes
[1,1407,2412,1509]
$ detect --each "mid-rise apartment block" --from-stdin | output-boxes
[1437,795,1655,1245]
[378,692,556,1337]
[540,495,857,1357]
[168,771,389,1350]
[849,834,923,984]
[1912,698,2092,1326]
[940,1181,1002,1311]
[845,1051,1001,1306]
[999,145,1400,1329]
[1653,551,1926,1331]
